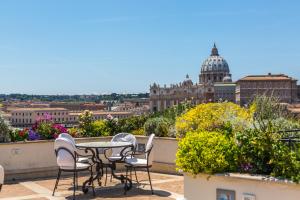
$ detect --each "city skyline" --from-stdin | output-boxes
[0,1,300,94]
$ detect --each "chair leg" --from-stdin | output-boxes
[104,167,108,186]
[130,168,132,181]
[134,168,139,184]
[110,169,113,182]
[52,169,61,196]
[73,171,76,200]
[0,184,2,192]
[124,167,129,195]
[146,168,153,194]
[90,168,95,196]
[76,171,79,189]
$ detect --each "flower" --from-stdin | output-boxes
[28,130,40,141]
[52,124,68,134]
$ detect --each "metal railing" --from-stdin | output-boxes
[278,129,300,150]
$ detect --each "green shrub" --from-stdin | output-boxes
[144,117,172,137]
[0,112,10,142]
[176,102,253,138]
[132,128,145,135]
[90,120,110,137]
[176,131,238,175]
[117,115,148,133]
[78,110,94,136]
[236,128,300,182]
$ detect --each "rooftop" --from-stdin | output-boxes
[69,111,132,116]
[238,73,297,81]
[11,107,68,111]
[0,171,183,200]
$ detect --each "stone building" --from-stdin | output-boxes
[5,107,133,128]
[150,44,236,112]
[236,73,298,105]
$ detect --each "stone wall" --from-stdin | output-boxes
[0,136,178,181]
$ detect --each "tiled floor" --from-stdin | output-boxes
[0,171,184,200]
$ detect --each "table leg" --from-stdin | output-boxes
[82,149,104,194]
[110,162,132,192]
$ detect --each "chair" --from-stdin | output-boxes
[0,165,4,192]
[52,137,95,200]
[104,133,137,185]
[124,134,155,194]
[59,133,89,163]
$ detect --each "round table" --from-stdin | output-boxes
[76,141,133,194]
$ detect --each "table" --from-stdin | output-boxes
[76,141,133,194]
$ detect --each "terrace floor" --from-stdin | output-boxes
[0,171,184,200]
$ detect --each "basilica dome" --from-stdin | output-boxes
[201,44,229,73]
[199,43,232,84]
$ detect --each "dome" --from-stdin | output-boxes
[223,75,232,82]
[201,44,229,73]
[182,74,193,87]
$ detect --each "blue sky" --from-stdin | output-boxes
[0,0,299,94]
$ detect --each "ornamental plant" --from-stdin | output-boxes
[175,102,253,138]
[0,111,10,142]
[176,131,238,175]
[144,117,172,137]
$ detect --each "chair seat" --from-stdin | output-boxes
[60,162,90,170]
[77,157,89,163]
[0,165,4,184]
[125,157,147,167]
[108,155,132,162]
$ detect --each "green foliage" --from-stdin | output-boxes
[176,97,300,182]
[78,110,94,136]
[144,117,172,137]
[9,129,28,142]
[90,120,111,137]
[176,102,253,138]
[0,112,10,142]
[176,131,238,175]
[236,128,300,182]
[68,127,82,138]
[117,115,148,133]
[36,122,53,139]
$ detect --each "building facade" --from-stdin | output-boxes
[236,73,298,105]
[5,107,133,128]
[150,44,236,112]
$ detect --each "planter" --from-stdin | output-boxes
[0,136,179,181]
[184,173,300,200]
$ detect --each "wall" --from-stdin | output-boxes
[0,136,178,181]
[184,173,300,200]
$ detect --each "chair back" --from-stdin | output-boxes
[59,133,76,145]
[111,133,136,157]
[0,165,4,185]
[54,137,76,168]
[145,134,155,165]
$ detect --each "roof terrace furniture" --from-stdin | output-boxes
[76,141,134,194]
[124,134,155,194]
[0,165,4,192]
[105,133,138,184]
[59,133,90,163]
[53,137,95,200]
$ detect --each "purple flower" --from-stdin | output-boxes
[241,163,253,172]
[28,130,40,141]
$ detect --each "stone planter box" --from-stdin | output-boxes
[184,173,300,200]
[0,136,178,181]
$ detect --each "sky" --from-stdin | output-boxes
[0,0,299,95]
